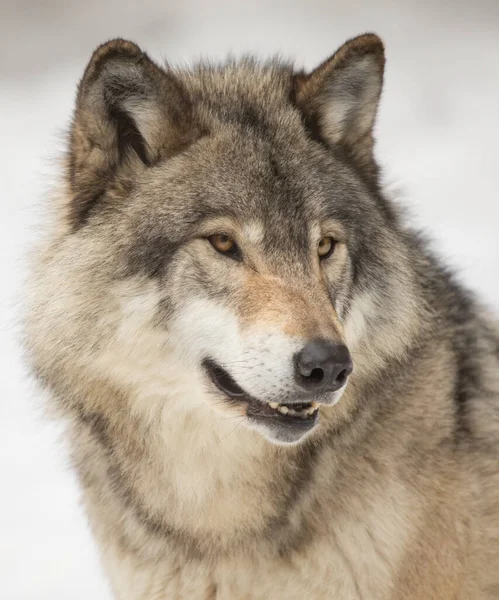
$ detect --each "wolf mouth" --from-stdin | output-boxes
[203,359,320,438]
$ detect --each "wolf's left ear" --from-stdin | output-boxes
[293,34,385,179]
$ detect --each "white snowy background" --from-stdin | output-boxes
[1,1,498,598]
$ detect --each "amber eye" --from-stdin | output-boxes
[208,234,241,260]
[318,236,336,259]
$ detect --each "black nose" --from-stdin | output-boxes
[294,340,353,392]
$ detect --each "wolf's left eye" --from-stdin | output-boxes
[318,236,336,260]
[208,234,242,261]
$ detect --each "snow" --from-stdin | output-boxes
[1,1,498,598]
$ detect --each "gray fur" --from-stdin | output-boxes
[24,34,499,599]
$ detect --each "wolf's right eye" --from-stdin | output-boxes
[208,234,242,261]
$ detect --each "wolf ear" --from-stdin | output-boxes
[68,39,199,229]
[293,34,385,179]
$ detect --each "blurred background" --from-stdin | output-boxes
[1,1,498,598]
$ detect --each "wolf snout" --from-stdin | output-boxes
[294,340,353,393]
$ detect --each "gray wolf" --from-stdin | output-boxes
[24,34,499,598]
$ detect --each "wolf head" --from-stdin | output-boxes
[27,35,423,446]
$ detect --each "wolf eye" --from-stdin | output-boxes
[318,236,336,260]
[208,234,241,260]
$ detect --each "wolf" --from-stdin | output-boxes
[24,33,499,599]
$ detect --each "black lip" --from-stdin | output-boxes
[203,359,320,431]
[203,358,247,399]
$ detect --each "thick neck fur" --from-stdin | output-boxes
[68,310,458,563]
[28,232,492,597]
[27,224,463,561]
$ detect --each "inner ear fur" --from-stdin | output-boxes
[293,33,385,180]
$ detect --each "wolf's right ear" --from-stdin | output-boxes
[68,39,199,230]
[293,34,385,181]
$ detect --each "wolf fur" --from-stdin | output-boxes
[24,34,499,599]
